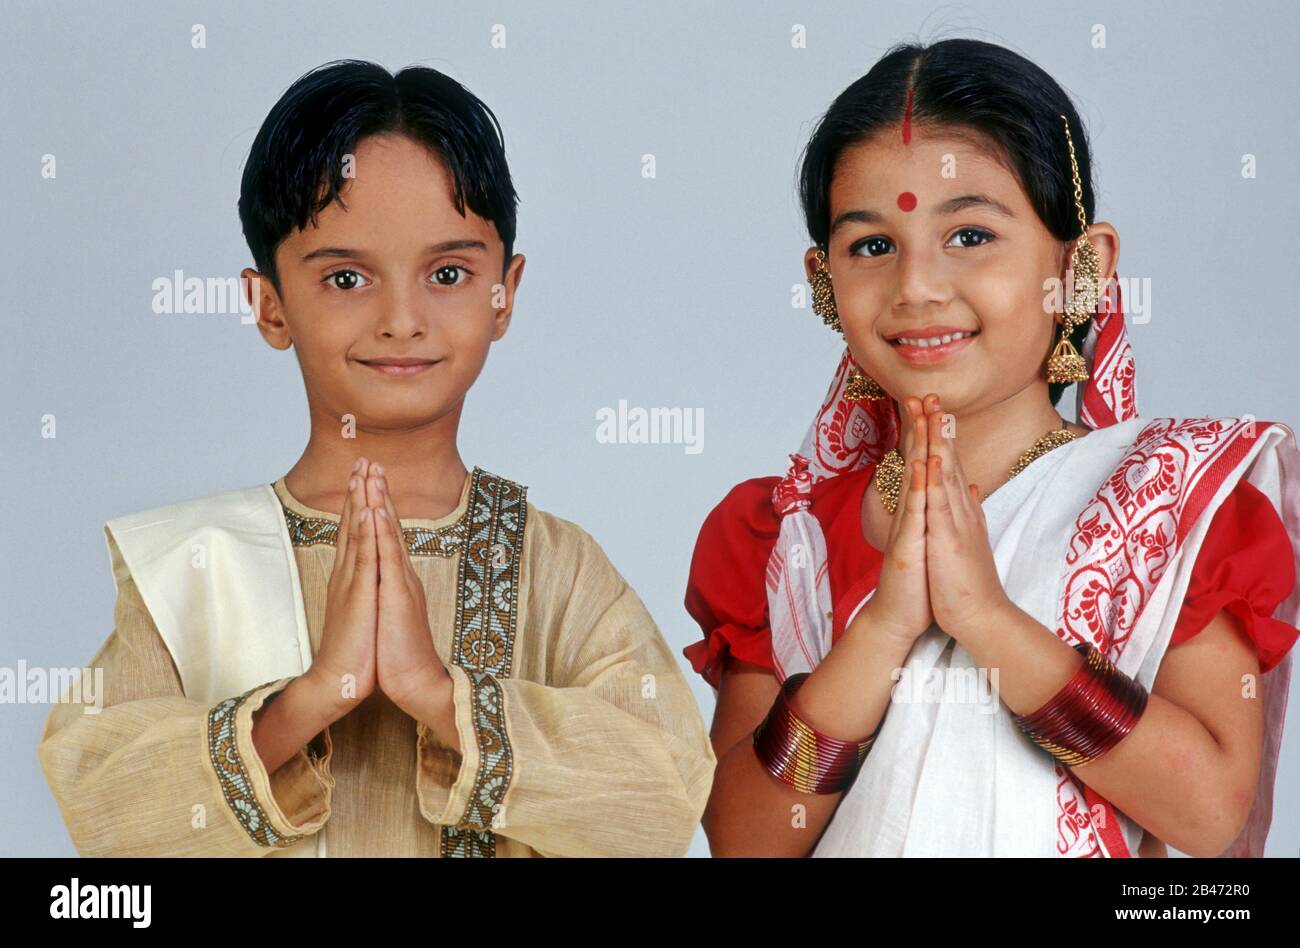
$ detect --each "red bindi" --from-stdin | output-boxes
[897,191,917,212]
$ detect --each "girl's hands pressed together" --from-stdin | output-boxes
[859,395,935,644]
[920,394,1015,639]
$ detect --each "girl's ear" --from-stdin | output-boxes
[1086,222,1120,286]
[803,245,823,282]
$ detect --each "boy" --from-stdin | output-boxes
[38,59,715,857]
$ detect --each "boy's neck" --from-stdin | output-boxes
[283,411,471,522]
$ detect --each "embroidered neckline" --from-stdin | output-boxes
[272,470,475,557]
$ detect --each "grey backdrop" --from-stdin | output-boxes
[3,1,1297,858]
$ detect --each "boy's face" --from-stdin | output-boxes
[247,132,524,433]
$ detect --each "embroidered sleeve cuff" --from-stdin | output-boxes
[415,663,512,832]
[206,677,334,849]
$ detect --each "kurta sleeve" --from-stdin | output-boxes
[682,477,781,688]
[414,516,716,857]
[37,573,335,856]
[1169,478,1299,673]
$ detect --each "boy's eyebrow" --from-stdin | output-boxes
[829,194,1016,234]
[300,239,490,262]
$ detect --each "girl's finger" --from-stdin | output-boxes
[887,403,927,544]
[928,400,973,526]
[905,397,928,467]
[925,454,957,538]
[888,457,927,550]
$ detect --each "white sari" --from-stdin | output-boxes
[765,278,1297,856]
[779,415,1300,857]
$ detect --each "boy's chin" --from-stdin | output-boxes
[341,389,468,429]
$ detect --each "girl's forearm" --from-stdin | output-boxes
[957,604,1242,856]
[703,606,916,856]
[785,603,920,740]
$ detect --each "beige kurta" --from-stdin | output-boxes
[38,473,715,857]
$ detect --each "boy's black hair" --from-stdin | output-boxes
[239,59,519,292]
[798,39,1097,407]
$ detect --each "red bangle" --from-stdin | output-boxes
[1012,642,1148,767]
[752,672,876,794]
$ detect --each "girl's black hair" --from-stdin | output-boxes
[798,38,1096,406]
[238,59,519,292]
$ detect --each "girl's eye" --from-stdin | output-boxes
[850,236,895,258]
[947,227,995,249]
[431,265,468,286]
[325,269,368,291]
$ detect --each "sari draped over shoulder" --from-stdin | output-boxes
[806,416,1300,857]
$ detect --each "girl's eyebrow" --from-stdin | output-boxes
[829,193,1016,234]
[936,194,1016,218]
[300,239,489,263]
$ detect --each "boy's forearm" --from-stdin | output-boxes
[251,674,347,774]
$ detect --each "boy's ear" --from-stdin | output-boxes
[243,267,292,350]
[490,253,526,341]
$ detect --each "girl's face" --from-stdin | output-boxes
[806,127,1117,417]
[249,132,524,433]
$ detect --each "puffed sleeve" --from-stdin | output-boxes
[37,574,334,856]
[1169,478,1299,673]
[683,477,781,688]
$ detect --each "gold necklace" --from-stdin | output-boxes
[873,418,1077,514]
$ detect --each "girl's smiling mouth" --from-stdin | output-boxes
[885,327,979,365]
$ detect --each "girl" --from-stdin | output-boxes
[684,38,1299,857]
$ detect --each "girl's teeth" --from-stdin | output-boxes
[895,332,975,347]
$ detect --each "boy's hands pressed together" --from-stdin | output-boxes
[303,458,380,721]
[365,463,461,752]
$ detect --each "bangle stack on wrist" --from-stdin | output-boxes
[752,672,876,794]
[1012,642,1148,767]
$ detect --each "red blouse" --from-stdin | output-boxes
[683,465,1298,689]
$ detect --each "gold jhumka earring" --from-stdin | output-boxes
[1047,114,1099,385]
[809,248,886,401]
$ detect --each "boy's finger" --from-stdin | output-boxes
[338,458,369,576]
[365,466,383,511]
[373,504,404,589]
[341,488,365,583]
[351,507,379,595]
[336,474,357,573]
[375,477,421,586]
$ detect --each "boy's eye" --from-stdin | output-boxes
[850,236,895,258]
[326,269,368,290]
[431,265,468,286]
[946,227,995,248]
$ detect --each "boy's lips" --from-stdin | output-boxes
[354,357,439,377]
